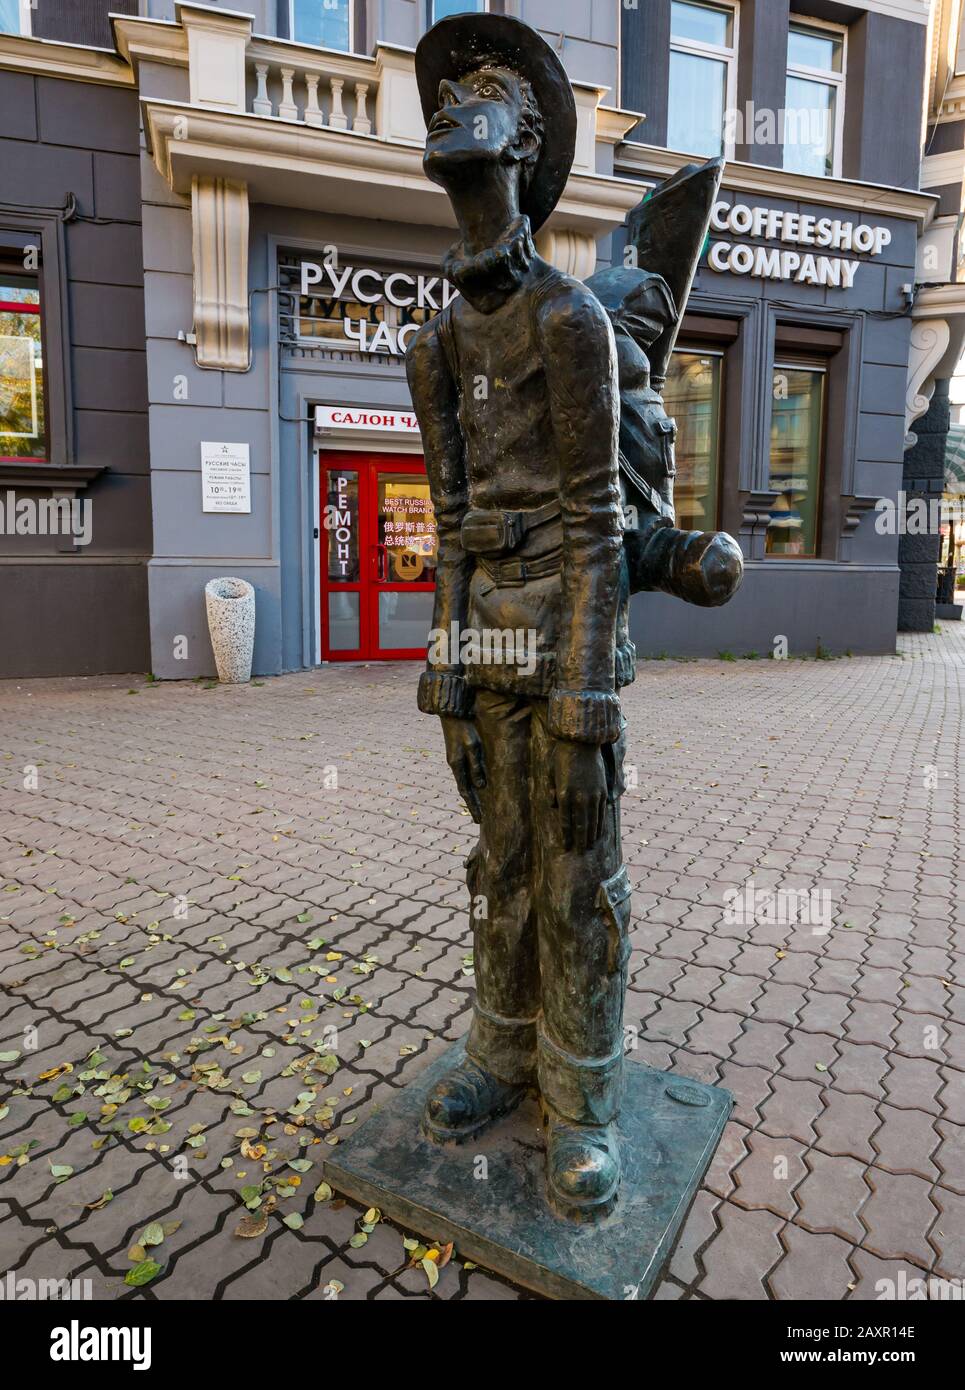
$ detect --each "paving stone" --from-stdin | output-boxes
[871,1105,941,1181]
[731,1131,807,1218]
[846,1248,931,1301]
[794,1151,869,1242]
[758,1076,825,1144]
[814,1091,880,1162]
[768,1225,856,1301]
[861,1170,940,1268]
[929,1187,965,1281]
[933,1120,965,1194]
[667,1188,720,1286]
[697,1201,784,1301]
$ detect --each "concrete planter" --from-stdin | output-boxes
[205,577,255,683]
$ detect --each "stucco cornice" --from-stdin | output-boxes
[0,32,133,86]
[142,98,643,236]
[617,142,938,230]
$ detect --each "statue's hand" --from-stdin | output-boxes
[441,716,486,823]
[548,739,608,854]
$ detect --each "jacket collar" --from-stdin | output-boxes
[443,215,537,314]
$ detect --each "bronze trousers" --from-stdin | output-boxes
[464,688,632,1126]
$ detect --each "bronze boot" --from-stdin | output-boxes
[421,1055,528,1144]
[545,1112,621,1221]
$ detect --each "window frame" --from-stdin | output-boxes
[0,212,73,477]
[289,0,356,54]
[784,15,847,180]
[668,0,740,161]
[766,355,828,559]
[0,268,48,464]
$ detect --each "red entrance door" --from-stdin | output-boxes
[319,451,438,661]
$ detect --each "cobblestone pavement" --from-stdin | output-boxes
[0,624,963,1302]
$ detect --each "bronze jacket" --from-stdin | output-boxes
[406,231,631,745]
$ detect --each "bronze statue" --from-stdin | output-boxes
[407,13,742,1224]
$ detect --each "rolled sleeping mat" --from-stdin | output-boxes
[626,525,744,607]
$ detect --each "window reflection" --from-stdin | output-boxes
[667,1,735,157]
[292,0,351,52]
[767,365,825,556]
[664,349,722,532]
[0,277,45,461]
[378,474,437,584]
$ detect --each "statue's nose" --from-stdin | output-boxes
[438,79,461,108]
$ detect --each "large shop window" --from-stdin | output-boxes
[0,271,46,463]
[767,361,826,557]
[667,1,737,159]
[783,19,845,179]
[291,0,352,51]
[664,347,723,532]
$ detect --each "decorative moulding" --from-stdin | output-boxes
[0,33,133,86]
[143,100,642,236]
[906,318,951,446]
[616,142,938,231]
[191,175,250,372]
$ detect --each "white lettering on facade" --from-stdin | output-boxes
[707,200,892,287]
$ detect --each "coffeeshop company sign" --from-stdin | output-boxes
[707,202,893,288]
[299,255,457,358]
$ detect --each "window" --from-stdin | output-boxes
[0,273,46,462]
[667,1,737,158]
[0,1,30,36]
[429,0,487,20]
[291,0,353,52]
[664,348,722,531]
[767,362,826,556]
[783,20,845,178]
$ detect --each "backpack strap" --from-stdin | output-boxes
[434,301,459,385]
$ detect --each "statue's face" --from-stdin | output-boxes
[424,66,537,182]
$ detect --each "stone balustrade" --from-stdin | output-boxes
[247,47,375,135]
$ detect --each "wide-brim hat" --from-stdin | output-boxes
[415,13,577,234]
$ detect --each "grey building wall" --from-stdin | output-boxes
[899,379,947,632]
[616,185,918,657]
[135,55,282,681]
[843,10,928,191]
[621,0,926,190]
[32,0,138,49]
[0,72,151,678]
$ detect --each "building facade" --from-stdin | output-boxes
[0,0,954,677]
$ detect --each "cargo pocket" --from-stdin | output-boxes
[464,843,481,896]
[601,719,628,801]
[597,865,632,973]
[655,415,677,478]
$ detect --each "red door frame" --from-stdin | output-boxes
[319,449,435,661]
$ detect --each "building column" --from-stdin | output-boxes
[620,0,671,145]
[191,175,250,372]
[733,0,789,166]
